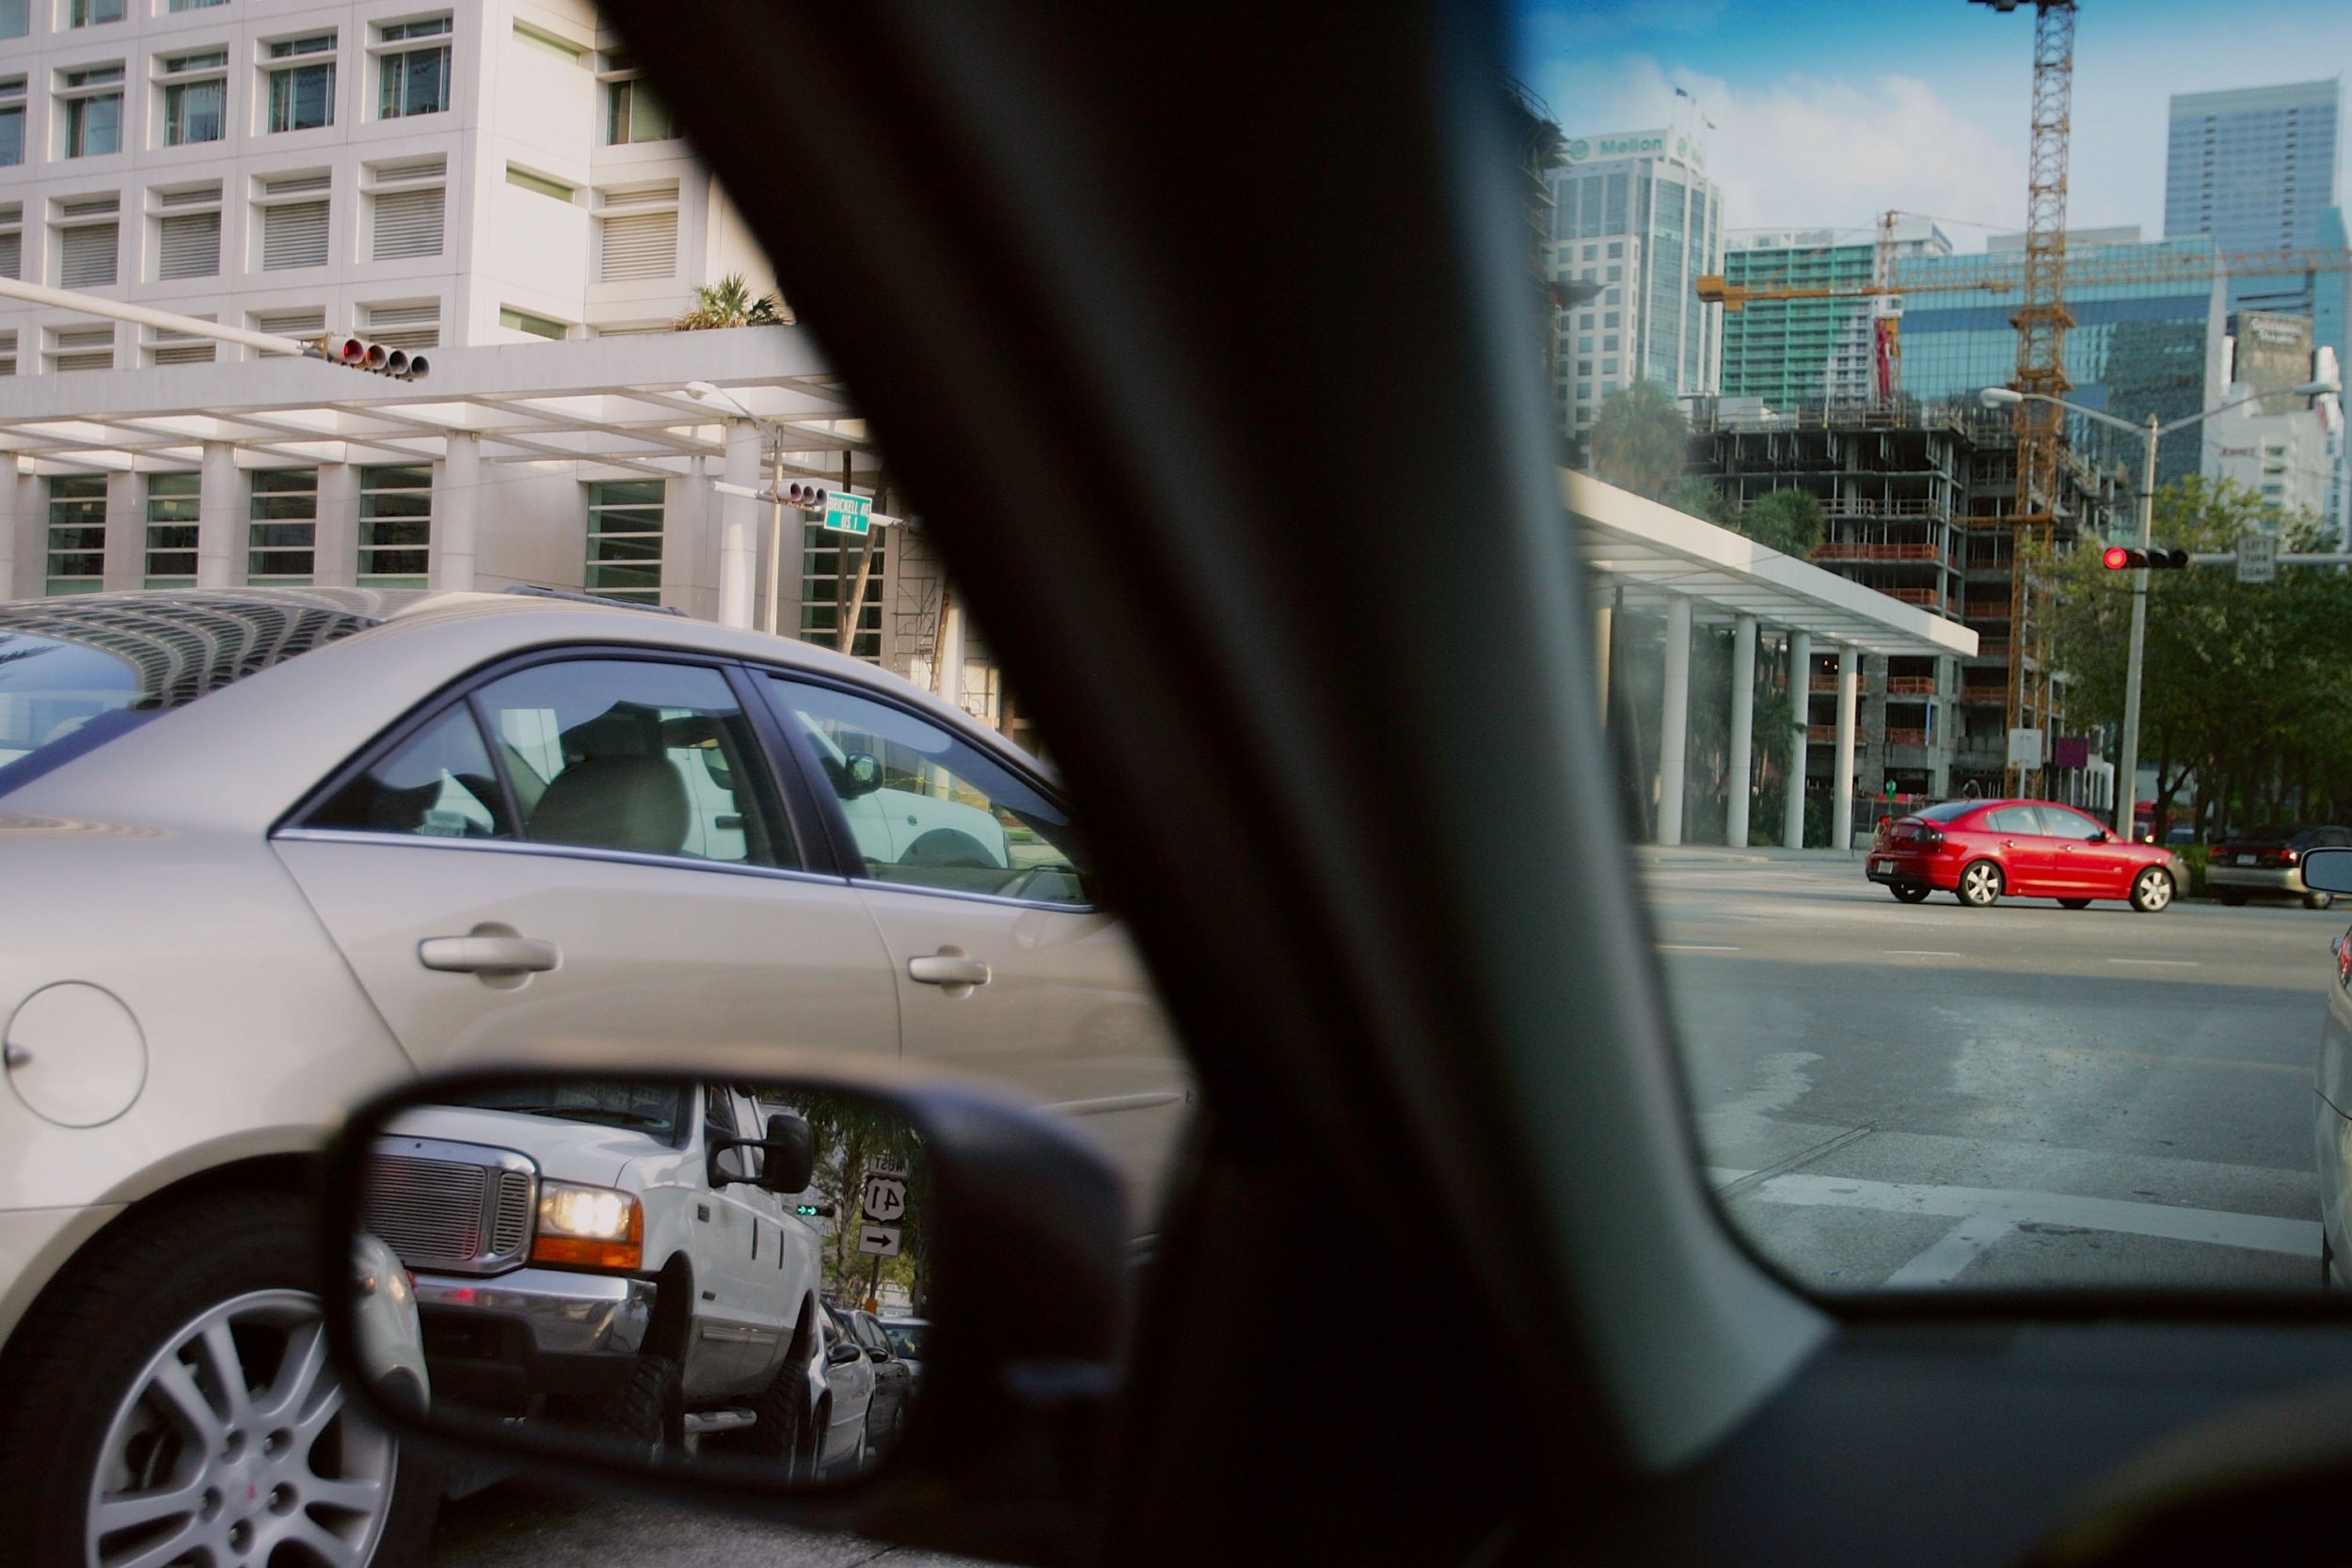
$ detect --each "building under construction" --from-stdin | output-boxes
[1684,394,2126,800]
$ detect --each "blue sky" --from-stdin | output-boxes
[1513,1,2350,251]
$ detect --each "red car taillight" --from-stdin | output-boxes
[1918,828,1944,847]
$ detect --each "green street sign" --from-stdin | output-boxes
[822,492,873,536]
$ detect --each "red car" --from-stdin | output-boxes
[1867,799,2182,911]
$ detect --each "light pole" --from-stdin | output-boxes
[1981,376,2339,837]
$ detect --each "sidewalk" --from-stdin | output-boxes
[1630,843,1867,867]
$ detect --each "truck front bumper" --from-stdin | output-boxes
[411,1267,656,1411]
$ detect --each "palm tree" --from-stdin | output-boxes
[674,273,790,330]
[1587,380,1690,499]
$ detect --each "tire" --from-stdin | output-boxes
[2130,866,2176,913]
[1890,882,1931,904]
[2309,891,2337,911]
[2059,898,2091,910]
[573,1353,682,1458]
[0,1191,440,1568]
[2218,890,2249,907]
[1957,859,2003,908]
[737,1326,818,1479]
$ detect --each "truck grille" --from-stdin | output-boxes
[367,1145,536,1274]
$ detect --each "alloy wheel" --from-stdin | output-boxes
[87,1288,395,1568]
[2137,869,2174,912]
[1961,863,2000,906]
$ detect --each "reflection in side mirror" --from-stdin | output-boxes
[342,1074,931,1487]
[317,1064,1128,1562]
[2307,846,2352,896]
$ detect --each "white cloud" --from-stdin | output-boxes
[1535,54,2029,248]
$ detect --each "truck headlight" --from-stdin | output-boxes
[531,1181,644,1272]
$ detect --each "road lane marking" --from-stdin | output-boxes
[2105,958,2201,967]
[1704,1167,2317,1258]
[1883,949,1962,958]
[1883,1216,2015,1287]
[1659,943,1740,953]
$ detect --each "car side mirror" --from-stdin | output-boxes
[318,1063,1127,1565]
[2307,847,2352,895]
[837,751,883,800]
[706,1124,811,1193]
[2089,831,2109,843]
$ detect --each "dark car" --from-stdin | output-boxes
[1867,798,2181,911]
[2207,824,2352,909]
[845,1309,915,1447]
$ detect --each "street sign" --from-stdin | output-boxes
[856,1225,901,1258]
[862,1173,908,1223]
[2237,531,2278,584]
[2006,728,2043,769]
[822,492,873,536]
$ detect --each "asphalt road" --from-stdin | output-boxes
[425,848,2340,1560]
[1643,847,2335,1292]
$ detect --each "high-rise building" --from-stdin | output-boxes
[1719,217,1950,406]
[2165,80,2340,313]
[1545,126,1723,437]
[1895,233,2226,492]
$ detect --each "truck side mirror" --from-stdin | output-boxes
[759,1112,815,1194]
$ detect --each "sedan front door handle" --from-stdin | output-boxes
[908,949,992,988]
[418,934,562,975]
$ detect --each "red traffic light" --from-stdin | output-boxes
[2100,546,2190,571]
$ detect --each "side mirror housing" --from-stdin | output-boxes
[760,1111,816,1194]
[838,751,883,799]
[829,1339,865,1367]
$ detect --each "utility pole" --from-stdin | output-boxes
[765,438,785,636]
[2114,413,2158,837]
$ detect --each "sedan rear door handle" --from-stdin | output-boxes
[908,950,992,988]
[418,935,562,974]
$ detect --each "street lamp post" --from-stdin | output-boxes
[1982,377,2339,837]
[686,380,795,635]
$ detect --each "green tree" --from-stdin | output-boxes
[1740,488,1826,558]
[2036,476,2352,834]
[1587,380,1689,499]
[1661,474,1737,528]
[674,273,788,330]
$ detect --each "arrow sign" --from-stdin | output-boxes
[857,1225,901,1258]
[862,1174,908,1223]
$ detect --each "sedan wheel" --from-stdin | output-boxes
[1957,860,2003,908]
[90,1289,398,1568]
[2309,891,2336,911]
[2130,866,2175,913]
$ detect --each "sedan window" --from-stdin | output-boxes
[472,659,783,866]
[769,676,1089,905]
[1984,806,2043,835]
[307,703,514,839]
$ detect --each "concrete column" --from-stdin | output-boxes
[1726,614,1756,848]
[0,458,18,600]
[1832,643,1860,850]
[9,468,37,599]
[1592,595,1613,731]
[1657,594,1692,847]
[434,433,481,592]
[315,464,358,587]
[103,471,140,591]
[196,441,240,588]
[718,420,760,628]
[1784,629,1811,848]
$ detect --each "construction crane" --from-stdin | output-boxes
[1695,243,2352,312]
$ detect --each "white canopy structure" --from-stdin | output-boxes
[1565,472,1979,849]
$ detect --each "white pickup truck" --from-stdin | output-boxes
[365,1080,845,1465]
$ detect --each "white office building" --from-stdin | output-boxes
[0,0,1009,714]
[1545,126,1724,438]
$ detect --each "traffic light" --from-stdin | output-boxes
[776,482,829,511]
[2102,546,2189,571]
[309,335,430,382]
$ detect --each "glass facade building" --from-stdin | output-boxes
[1545,127,1723,437]
[1721,219,1952,405]
[2165,80,2338,314]
[1894,235,2224,490]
